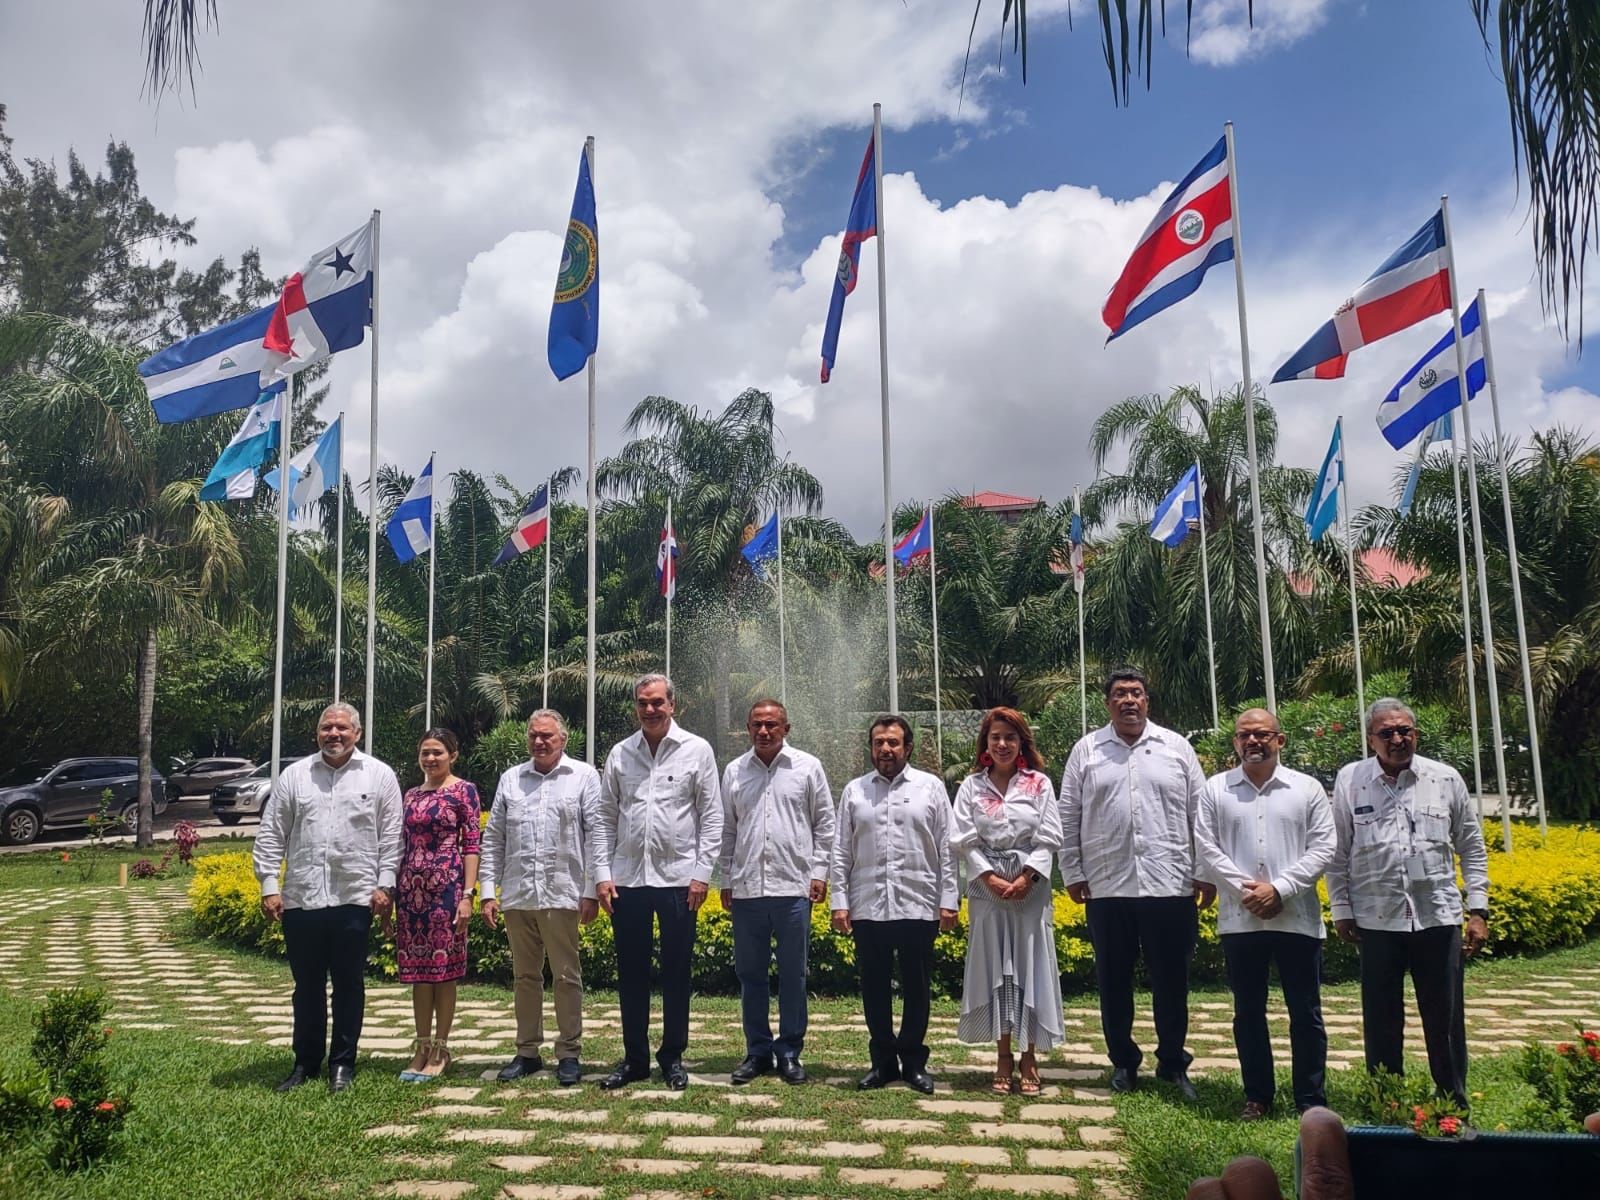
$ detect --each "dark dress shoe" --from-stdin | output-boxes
[857,1067,899,1090]
[556,1057,581,1086]
[328,1065,355,1093]
[1110,1066,1138,1093]
[776,1055,807,1085]
[1157,1069,1199,1101]
[274,1065,313,1093]
[662,1061,690,1090]
[496,1055,543,1082]
[904,1069,936,1095]
[1241,1100,1269,1121]
[731,1054,774,1085]
[599,1062,651,1091]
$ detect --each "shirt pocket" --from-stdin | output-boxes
[1416,803,1452,846]
[338,798,376,855]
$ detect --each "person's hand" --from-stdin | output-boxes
[1066,881,1092,904]
[982,871,1011,900]
[1194,880,1217,910]
[718,888,733,910]
[1241,881,1281,918]
[808,879,827,905]
[481,898,500,929]
[455,897,473,934]
[1010,873,1033,900]
[1464,913,1488,956]
[595,880,617,915]
[1186,1106,1353,1200]
[687,880,708,912]
[831,908,852,934]
[371,887,393,917]
[578,898,598,926]
[939,907,959,932]
[1334,918,1361,944]
[261,894,284,923]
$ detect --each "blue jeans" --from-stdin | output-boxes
[731,896,812,1058]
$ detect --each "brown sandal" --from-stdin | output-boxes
[992,1051,1016,1094]
[1018,1052,1042,1096]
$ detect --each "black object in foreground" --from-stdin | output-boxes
[1327,1125,1600,1198]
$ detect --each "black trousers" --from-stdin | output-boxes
[281,903,372,1072]
[853,919,938,1076]
[612,885,697,1070]
[1085,895,1196,1074]
[1358,924,1468,1105]
[1221,931,1327,1110]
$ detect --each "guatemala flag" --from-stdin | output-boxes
[819,135,877,383]
[892,506,932,566]
[261,219,375,384]
[1102,137,1234,342]
[492,483,550,566]
[1397,412,1454,518]
[263,416,343,516]
[140,302,280,423]
[386,457,434,564]
[1069,503,1086,595]
[1305,424,1343,542]
[1376,295,1484,451]
[199,388,283,501]
[1273,211,1450,382]
[657,512,678,600]
[1150,465,1201,548]
[741,512,779,579]
[549,146,600,382]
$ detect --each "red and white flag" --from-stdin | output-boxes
[262,218,375,384]
[657,514,678,600]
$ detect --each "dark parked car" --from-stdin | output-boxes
[0,758,167,846]
[210,763,274,825]
[165,757,256,801]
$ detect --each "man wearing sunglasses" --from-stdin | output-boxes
[1326,697,1489,1107]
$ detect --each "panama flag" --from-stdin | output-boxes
[140,302,280,423]
[1273,211,1450,382]
[1069,504,1086,595]
[656,513,679,599]
[1102,137,1234,342]
[1150,464,1201,548]
[199,388,284,500]
[261,219,375,384]
[1305,424,1343,542]
[819,135,877,383]
[492,483,550,566]
[1376,295,1484,451]
[892,506,932,567]
[386,457,434,564]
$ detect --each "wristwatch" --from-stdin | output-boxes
[1469,908,1489,920]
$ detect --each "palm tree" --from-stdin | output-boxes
[0,455,67,707]
[0,311,248,845]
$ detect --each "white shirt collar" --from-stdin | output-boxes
[522,753,574,779]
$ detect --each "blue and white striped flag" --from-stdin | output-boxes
[1397,412,1454,517]
[139,302,279,423]
[1376,296,1484,451]
[1306,424,1343,542]
[199,388,283,501]
[386,457,434,563]
[1150,465,1200,548]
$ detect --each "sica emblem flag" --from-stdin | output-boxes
[262,219,375,384]
[1102,137,1234,342]
[141,301,279,423]
[549,146,600,382]
[741,512,779,579]
[492,483,550,566]
[1305,424,1343,542]
[386,457,434,564]
[1273,211,1450,382]
[1376,295,1484,451]
[819,135,877,383]
[657,513,678,600]
[200,387,284,501]
[892,507,932,566]
[1150,464,1201,548]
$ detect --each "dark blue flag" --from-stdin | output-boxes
[549,146,599,381]
[819,135,877,383]
[741,512,779,579]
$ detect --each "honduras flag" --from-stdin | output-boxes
[1397,412,1454,517]
[1376,296,1484,451]
[263,416,343,516]
[386,457,434,563]
[140,302,280,423]
[820,134,877,383]
[1306,424,1343,542]
[1150,465,1201,548]
[741,512,779,578]
[199,388,284,501]
[549,146,600,382]
[892,506,932,566]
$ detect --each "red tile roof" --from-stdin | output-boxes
[962,490,1043,509]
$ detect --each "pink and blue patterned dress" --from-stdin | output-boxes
[396,778,482,984]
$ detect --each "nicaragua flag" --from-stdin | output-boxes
[199,388,283,501]
[263,416,343,516]
[892,506,932,567]
[1397,412,1454,518]
[386,457,434,564]
[1376,295,1484,451]
[492,483,550,566]
[549,146,600,382]
[1103,137,1234,342]
[741,512,779,579]
[1150,464,1201,548]
[1273,211,1450,382]
[1305,424,1343,542]
[140,302,280,423]
[262,219,375,384]
[657,513,678,600]
[820,135,877,383]
[1069,504,1086,595]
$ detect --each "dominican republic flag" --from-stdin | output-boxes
[264,415,343,516]
[1150,465,1201,548]
[820,135,877,383]
[1069,503,1085,594]
[657,513,678,599]
[1376,295,1484,451]
[892,506,932,567]
[386,456,434,564]
[1397,412,1454,518]
[200,388,283,500]
[261,219,375,385]
[1102,137,1233,342]
[140,302,281,423]
[492,484,550,566]
[1273,211,1450,383]
[1305,424,1343,542]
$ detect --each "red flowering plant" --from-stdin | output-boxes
[1521,1029,1600,1129]
[173,819,201,866]
[1352,1067,1469,1137]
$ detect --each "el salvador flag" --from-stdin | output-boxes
[387,457,434,563]
[741,512,779,579]
[1150,465,1201,548]
[1375,296,1484,451]
[200,388,284,501]
[1306,424,1343,542]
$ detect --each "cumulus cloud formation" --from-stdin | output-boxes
[1189,0,1334,67]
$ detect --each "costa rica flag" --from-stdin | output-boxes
[657,515,678,599]
[492,483,550,566]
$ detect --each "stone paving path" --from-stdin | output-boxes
[5,884,1600,1200]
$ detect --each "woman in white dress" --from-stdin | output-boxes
[952,706,1064,1095]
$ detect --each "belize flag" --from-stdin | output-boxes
[492,483,551,566]
[1376,295,1484,451]
[892,506,932,567]
[1305,424,1343,542]
[1273,211,1450,382]
[140,302,280,423]
[656,513,678,600]
[1102,137,1234,342]
[819,135,877,383]
[386,457,434,564]
[199,388,283,501]
[1150,465,1201,548]
[741,512,779,579]
[261,219,375,384]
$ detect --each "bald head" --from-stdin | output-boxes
[1232,707,1285,777]
[1233,707,1280,735]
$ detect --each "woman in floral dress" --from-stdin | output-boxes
[396,728,481,1080]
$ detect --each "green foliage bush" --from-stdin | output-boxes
[462,720,587,798]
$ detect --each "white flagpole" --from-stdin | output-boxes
[873,101,898,713]
[269,376,296,786]
[333,411,344,704]
[1336,416,1366,748]
[776,509,787,709]
[665,495,674,682]
[1477,289,1547,834]
[1449,425,1487,818]
[584,135,598,765]
[542,473,553,710]
[927,503,943,767]
[1441,196,1511,850]
[1224,122,1277,712]
[1074,486,1087,737]
[1195,461,1220,731]
[424,458,437,730]
[364,208,380,752]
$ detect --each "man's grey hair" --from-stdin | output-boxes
[1365,697,1416,733]
[320,701,362,730]
[633,672,675,701]
[527,708,568,735]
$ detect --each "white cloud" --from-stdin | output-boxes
[1189,0,1333,67]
